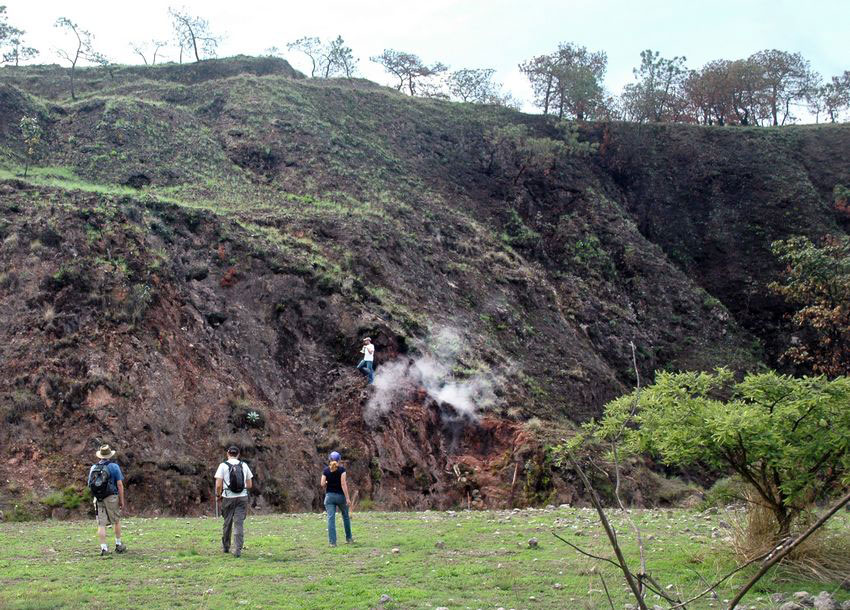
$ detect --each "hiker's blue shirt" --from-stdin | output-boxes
[88,460,124,496]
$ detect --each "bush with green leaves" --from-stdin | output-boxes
[591,368,850,539]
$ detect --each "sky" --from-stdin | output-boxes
[3,0,848,115]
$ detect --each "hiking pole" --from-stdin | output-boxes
[214,493,219,518]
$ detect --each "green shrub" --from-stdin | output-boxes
[699,475,747,509]
[41,486,92,510]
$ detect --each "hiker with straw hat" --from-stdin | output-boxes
[87,443,126,556]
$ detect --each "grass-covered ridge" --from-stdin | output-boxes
[1,508,847,609]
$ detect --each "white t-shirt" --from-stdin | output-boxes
[215,458,253,498]
[362,343,375,362]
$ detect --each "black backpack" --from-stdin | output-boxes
[89,463,112,500]
[225,461,245,494]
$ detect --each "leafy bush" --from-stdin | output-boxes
[41,486,92,510]
[699,475,748,509]
[594,369,850,539]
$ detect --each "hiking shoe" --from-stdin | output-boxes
[222,548,230,554]
[329,543,337,548]
[115,544,127,554]
[345,538,354,544]
[100,548,110,557]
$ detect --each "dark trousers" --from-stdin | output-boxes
[221,495,249,553]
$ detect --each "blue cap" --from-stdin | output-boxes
[329,451,341,461]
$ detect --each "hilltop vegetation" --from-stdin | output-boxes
[0,56,849,515]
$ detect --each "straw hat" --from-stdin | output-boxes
[95,444,116,459]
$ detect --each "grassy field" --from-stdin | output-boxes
[1,507,847,609]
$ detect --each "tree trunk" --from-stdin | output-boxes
[192,32,200,62]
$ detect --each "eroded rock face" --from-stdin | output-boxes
[2,57,847,515]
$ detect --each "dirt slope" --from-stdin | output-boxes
[0,57,847,516]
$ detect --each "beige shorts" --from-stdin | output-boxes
[95,495,121,526]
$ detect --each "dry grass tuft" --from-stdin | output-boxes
[730,489,850,586]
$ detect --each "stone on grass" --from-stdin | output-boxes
[771,593,787,603]
[814,591,838,610]
[780,603,804,610]
[793,591,814,607]
[840,601,850,610]
[434,541,445,549]
[552,583,562,590]
[379,594,393,604]
[391,547,400,554]
[528,537,538,549]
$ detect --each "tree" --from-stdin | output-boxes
[726,58,770,125]
[595,368,850,539]
[54,17,99,100]
[770,235,850,377]
[519,42,607,120]
[169,7,221,63]
[287,36,322,77]
[621,49,688,122]
[285,35,357,78]
[749,49,818,126]
[370,49,447,96]
[130,39,167,65]
[684,60,740,125]
[324,35,357,78]
[19,115,42,178]
[447,68,497,103]
[820,72,850,123]
[0,6,37,66]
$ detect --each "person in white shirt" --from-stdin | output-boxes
[214,445,253,557]
[356,337,375,384]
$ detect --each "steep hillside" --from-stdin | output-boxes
[0,57,847,516]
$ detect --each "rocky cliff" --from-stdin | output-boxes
[0,57,847,517]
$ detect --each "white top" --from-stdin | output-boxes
[215,458,253,498]
[362,343,375,362]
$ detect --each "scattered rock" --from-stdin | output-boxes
[552,583,562,590]
[780,603,804,610]
[718,520,731,529]
[771,593,787,603]
[434,541,445,549]
[391,547,400,554]
[435,607,449,610]
[793,591,814,607]
[528,537,539,549]
[814,591,837,610]
[840,601,850,610]
[379,594,393,604]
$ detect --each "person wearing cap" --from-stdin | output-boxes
[214,445,253,557]
[320,451,352,546]
[87,444,126,556]
[356,337,375,384]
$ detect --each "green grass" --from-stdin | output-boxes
[1,508,847,609]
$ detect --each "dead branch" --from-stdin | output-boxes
[569,452,648,610]
[552,532,621,570]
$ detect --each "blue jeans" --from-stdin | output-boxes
[325,492,352,545]
[356,360,374,384]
